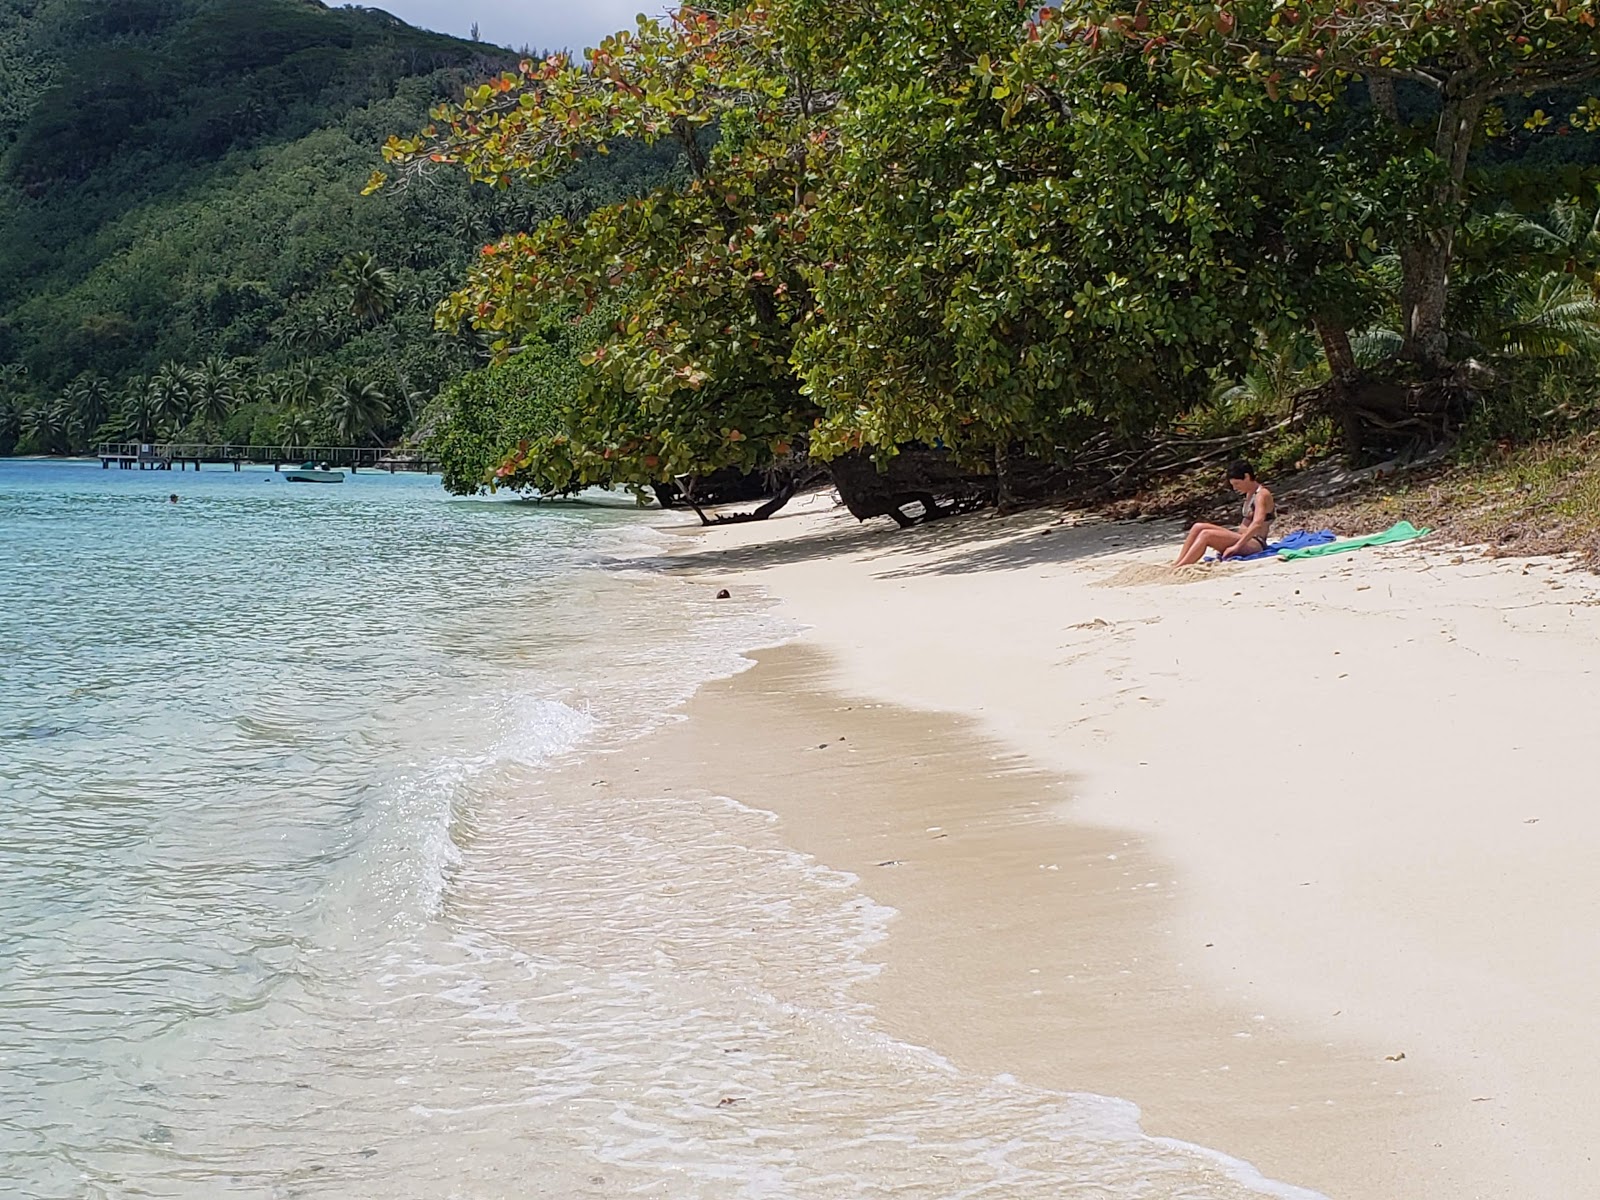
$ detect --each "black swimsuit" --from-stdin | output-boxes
[1241,490,1274,551]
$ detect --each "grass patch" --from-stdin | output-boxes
[1287,437,1593,566]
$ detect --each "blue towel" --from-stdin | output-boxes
[1206,529,1335,562]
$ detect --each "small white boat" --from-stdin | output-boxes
[285,463,345,483]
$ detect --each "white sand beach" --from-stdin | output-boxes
[652,492,1600,1199]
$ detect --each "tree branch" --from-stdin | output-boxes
[1487,61,1600,98]
[1236,44,1445,90]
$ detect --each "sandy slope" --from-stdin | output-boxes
[654,491,1600,1199]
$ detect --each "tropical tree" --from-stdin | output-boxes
[325,376,390,444]
[282,360,328,416]
[371,7,837,507]
[0,364,34,447]
[1512,195,1600,296]
[189,356,239,429]
[427,306,622,494]
[274,302,347,356]
[377,0,1390,497]
[1209,334,1329,420]
[337,252,398,326]
[1478,273,1600,360]
[0,397,22,455]
[256,371,294,412]
[335,251,413,419]
[371,0,1600,488]
[280,409,318,452]
[1086,0,1600,368]
[24,400,68,453]
[151,361,196,430]
[0,363,28,395]
[795,0,1376,496]
[119,378,160,442]
[60,374,111,448]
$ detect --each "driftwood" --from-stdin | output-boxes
[1052,415,1302,498]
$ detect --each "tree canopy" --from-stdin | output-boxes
[408,1,1600,495]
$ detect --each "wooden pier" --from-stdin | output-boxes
[96,443,439,473]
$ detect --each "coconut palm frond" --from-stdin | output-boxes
[1498,198,1600,289]
[1350,327,1404,368]
[1488,273,1600,361]
[1210,342,1321,419]
[1210,370,1272,410]
[1465,208,1533,251]
[1546,200,1584,247]
[1510,206,1574,256]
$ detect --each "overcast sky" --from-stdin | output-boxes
[374,0,664,54]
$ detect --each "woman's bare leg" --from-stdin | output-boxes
[1175,528,1239,567]
[1173,522,1231,565]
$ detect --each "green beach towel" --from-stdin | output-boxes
[1277,520,1429,560]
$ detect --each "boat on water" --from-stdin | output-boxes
[284,462,345,483]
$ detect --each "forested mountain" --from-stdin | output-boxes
[0,0,678,453]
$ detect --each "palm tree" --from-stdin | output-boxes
[0,397,23,453]
[336,252,397,327]
[283,360,327,416]
[151,361,196,430]
[24,401,67,453]
[277,411,316,456]
[190,356,238,429]
[451,207,486,246]
[61,374,111,448]
[257,372,294,412]
[1203,331,1325,437]
[1476,272,1600,361]
[1355,269,1600,366]
[119,378,160,442]
[1512,199,1600,296]
[335,252,412,421]
[325,376,389,445]
[274,299,350,357]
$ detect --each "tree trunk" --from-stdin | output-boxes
[993,441,1017,513]
[1314,314,1356,379]
[678,473,796,524]
[1399,239,1454,368]
[828,447,983,525]
[685,478,797,525]
[1398,91,1485,369]
[1313,313,1363,458]
[1367,76,1399,124]
[385,327,413,424]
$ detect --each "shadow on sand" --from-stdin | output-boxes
[628,494,1180,581]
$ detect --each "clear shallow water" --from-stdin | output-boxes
[0,459,1318,1199]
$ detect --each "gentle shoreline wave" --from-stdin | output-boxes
[3,460,1320,1199]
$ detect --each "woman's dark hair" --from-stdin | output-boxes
[1227,460,1256,481]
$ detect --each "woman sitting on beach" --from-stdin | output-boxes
[1172,461,1275,567]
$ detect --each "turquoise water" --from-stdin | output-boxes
[0,459,729,1196]
[0,459,1319,1200]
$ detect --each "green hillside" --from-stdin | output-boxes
[0,0,676,453]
